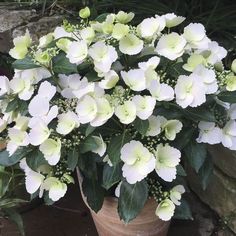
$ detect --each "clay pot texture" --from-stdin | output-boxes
[77,170,170,236]
[89,197,170,236]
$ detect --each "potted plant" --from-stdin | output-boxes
[0,7,236,235]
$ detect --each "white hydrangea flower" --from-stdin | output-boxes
[25,170,45,194]
[183,54,206,72]
[193,65,218,94]
[41,177,67,201]
[200,41,227,64]
[121,140,155,184]
[53,26,72,39]
[98,70,119,89]
[137,16,165,39]
[138,56,160,87]
[7,128,29,155]
[162,13,185,28]
[148,80,174,101]
[14,116,29,131]
[28,95,58,125]
[56,111,80,135]
[221,120,236,150]
[183,23,210,49]
[132,95,156,120]
[20,158,45,194]
[59,74,94,99]
[162,119,183,141]
[0,76,10,96]
[116,11,134,24]
[196,121,222,144]
[228,104,236,119]
[146,115,166,136]
[115,100,136,124]
[37,81,56,100]
[28,120,50,146]
[66,41,88,65]
[90,97,114,127]
[80,27,95,44]
[175,74,206,108]
[9,77,34,100]
[39,138,61,166]
[138,56,160,71]
[56,38,72,52]
[155,33,186,60]
[9,30,32,59]
[91,136,107,157]
[154,144,181,182]
[112,23,129,40]
[226,75,236,92]
[75,95,97,124]
[119,34,143,55]
[89,41,118,73]
[155,199,175,221]
[14,68,51,85]
[170,185,185,205]
[121,69,146,91]
[39,33,54,48]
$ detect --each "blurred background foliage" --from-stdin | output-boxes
[0,0,235,50]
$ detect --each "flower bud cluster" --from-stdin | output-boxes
[52,98,78,113]
[147,177,167,203]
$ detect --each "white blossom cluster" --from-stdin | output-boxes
[1,9,236,221]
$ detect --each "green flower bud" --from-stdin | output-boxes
[79,7,90,19]
[231,59,236,73]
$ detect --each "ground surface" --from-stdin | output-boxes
[1,185,233,236]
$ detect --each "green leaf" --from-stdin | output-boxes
[198,154,213,190]
[12,56,40,70]
[78,154,99,179]
[176,165,187,177]
[85,70,100,82]
[107,132,132,165]
[183,107,216,122]
[79,136,99,154]
[102,163,122,190]
[173,126,195,150]
[4,208,25,236]
[133,118,149,135]
[0,172,11,198]
[44,191,54,205]
[174,199,193,220]
[53,52,78,74]
[82,176,104,212]
[5,98,19,113]
[18,100,28,115]
[67,148,79,170]
[217,91,236,103]
[0,148,29,167]
[85,125,96,137]
[184,142,207,173]
[95,13,110,22]
[26,150,47,171]
[166,62,186,78]
[5,99,28,115]
[118,180,148,223]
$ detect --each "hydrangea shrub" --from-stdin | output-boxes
[0,8,236,222]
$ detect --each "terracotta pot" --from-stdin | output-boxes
[77,170,170,236]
